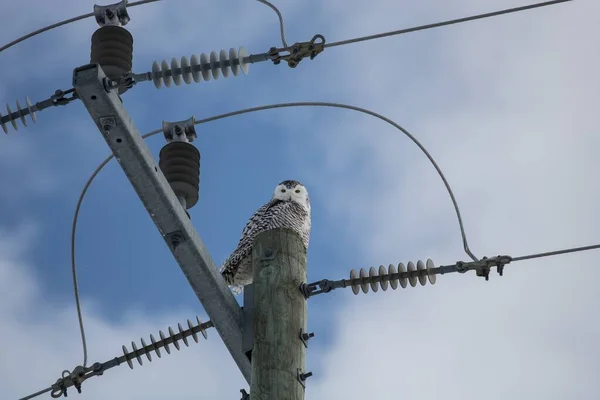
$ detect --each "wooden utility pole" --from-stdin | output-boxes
[250,228,308,400]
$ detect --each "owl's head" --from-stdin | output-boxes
[273,180,310,210]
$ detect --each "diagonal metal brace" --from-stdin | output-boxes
[72,63,250,384]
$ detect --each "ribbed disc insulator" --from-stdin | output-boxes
[159,142,200,209]
[91,26,133,94]
[348,259,437,295]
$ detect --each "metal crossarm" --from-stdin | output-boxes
[72,63,251,383]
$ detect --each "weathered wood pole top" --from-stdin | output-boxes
[250,228,308,400]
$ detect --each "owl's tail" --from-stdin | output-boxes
[220,265,244,295]
[229,284,244,295]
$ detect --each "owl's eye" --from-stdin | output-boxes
[281,189,286,193]
[295,189,301,193]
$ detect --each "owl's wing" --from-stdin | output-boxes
[237,198,282,244]
[219,198,282,281]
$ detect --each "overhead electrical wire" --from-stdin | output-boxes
[0,0,289,55]
[324,0,573,49]
[0,0,160,55]
[0,0,572,56]
[63,98,600,398]
[69,101,476,370]
[511,244,600,262]
[69,98,600,373]
[255,0,288,47]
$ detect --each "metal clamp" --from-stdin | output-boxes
[456,255,512,280]
[268,34,325,68]
[50,88,78,107]
[94,0,130,27]
[50,363,104,398]
[300,278,333,298]
[162,117,197,143]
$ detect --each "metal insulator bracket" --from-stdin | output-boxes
[94,0,130,27]
[456,255,512,280]
[50,364,102,398]
[0,89,78,134]
[268,34,325,68]
[162,117,197,143]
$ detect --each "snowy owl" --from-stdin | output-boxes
[220,180,311,294]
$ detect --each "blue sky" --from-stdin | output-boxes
[1,0,599,398]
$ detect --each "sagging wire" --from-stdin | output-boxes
[255,0,288,48]
[68,101,475,373]
[0,0,289,55]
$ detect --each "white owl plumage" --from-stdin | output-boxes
[220,180,311,294]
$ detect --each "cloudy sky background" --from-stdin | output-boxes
[1,0,599,398]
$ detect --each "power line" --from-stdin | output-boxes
[256,0,288,47]
[512,243,600,262]
[0,0,160,54]
[19,386,52,400]
[0,0,288,55]
[324,0,574,48]
[70,155,113,368]
[301,242,600,298]
[0,0,573,57]
[68,101,474,369]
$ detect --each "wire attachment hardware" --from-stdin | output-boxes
[268,34,325,68]
[94,0,130,27]
[300,254,517,298]
[456,255,512,280]
[0,89,78,134]
[162,117,197,143]
[49,364,101,398]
